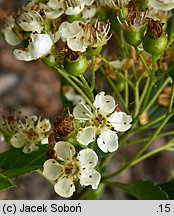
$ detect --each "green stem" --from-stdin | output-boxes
[133,82,139,118]
[103,109,174,179]
[53,66,94,108]
[100,66,128,112]
[91,56,95,91]
[131,142,174,166]
[139,77,150,106]
[142,76,171,114]
[79,75,94,102]
[135,47,151,76]
[141,56,156,111]
[124,70,129,109]
[117,72,134,89]
[122,130,174,146]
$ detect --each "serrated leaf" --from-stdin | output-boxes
[160,180,174,200]
[107,180,169,200]
[0,144,48,179]
[0,174,15,191]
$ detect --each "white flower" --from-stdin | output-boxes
[43,141,101,198]
[58,19,111,52]
[46,0,94,19]
[14,33,53,61]
[17,9,44,33]
[73,92,132,153]
[11,115,51,154]
[97,0,130,8]
[59,21,88,52]
[0,112,19,138]
[148,0,174,11]
[2,16,21,46]
[62,85,86,105]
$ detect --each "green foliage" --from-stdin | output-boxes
[83,183,105,200]
[0,174,15,191]
[109,180,168,200]
[0,145,48,179]
[160,180,174,200]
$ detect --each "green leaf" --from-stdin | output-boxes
[0,145,48,179]
[107,180,169,200]
[83,183,105,200]
[0,174,15,191]
[160,180,174,200]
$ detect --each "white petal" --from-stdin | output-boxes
[82,0,94,5]
[72,95,86,106]
[3,28,21,46]
[48,0,64,10]
[63,85,76,101]
[45,10,64,19]
[77,126,96,146]
[65,5,84,15]
[13,49,33,61]
[79,169,101,189]
[148,0,174,11]
[82,6,96,20]
[77,148,98,169]
[73,103,93,120]
[54,141,76,161]
[28,34,53,59]
[109,111,132,132]
[97,129,119,153]
[54,176,75,198]
[58,21,82,41]
[93,92,116,115]
[11,133,27,148]
[37,118,51,132]
[23,144,39,154]
[43,159,63,180]
[67,36,87,52]
[19,21,43,33]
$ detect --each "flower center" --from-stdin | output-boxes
[92,114,111,130]
[64,161,79,177]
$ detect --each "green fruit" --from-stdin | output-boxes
[124,25,146,47]
[64,54,88,76]
[116,80,125,92]
[143,33,168,56]
[41,54,58,67]
[87,46,102,57]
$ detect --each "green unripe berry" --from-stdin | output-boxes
[64,54,88,76]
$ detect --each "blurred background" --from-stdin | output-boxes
[0,0,174,200]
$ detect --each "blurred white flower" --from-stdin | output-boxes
[11,115,51,154]
[62,85,86,105]
[14,33,54,61]
[2,16,21,46]
[148,0,174,11]
[73,92,132,153]
[97,0,130,8]
[43,141,101,197]
[46,0,94,19]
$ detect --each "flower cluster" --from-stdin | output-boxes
[73,92,132,153]
[42,91,132,197]
[0,112,51,154]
